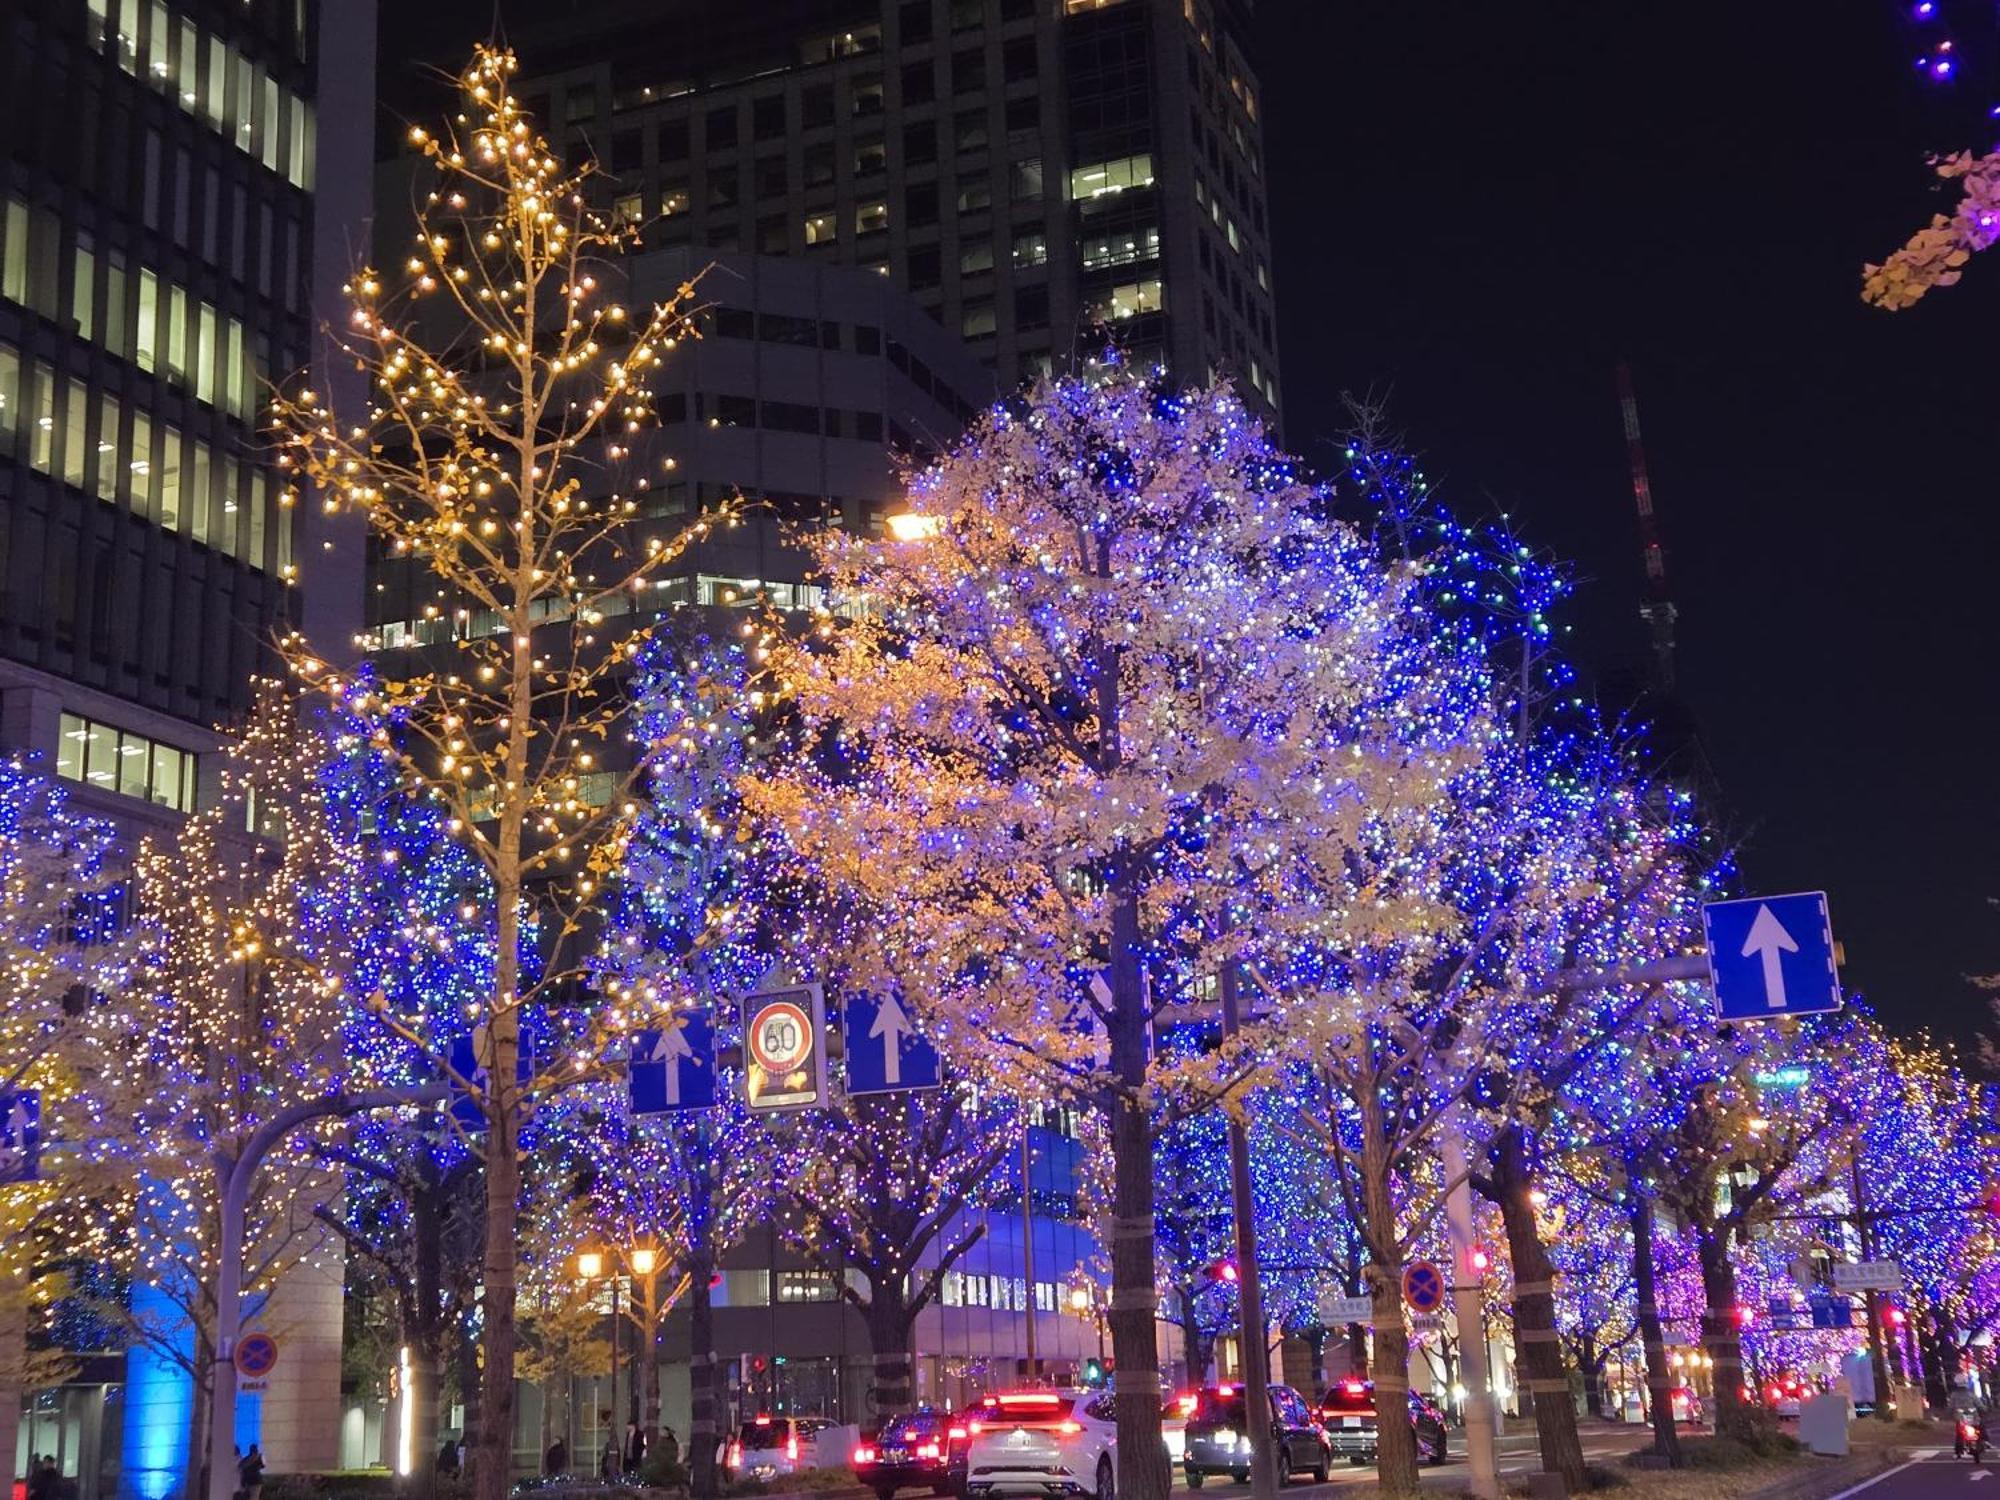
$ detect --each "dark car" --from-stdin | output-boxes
[1182,1383,1330,1487]
[1317,1379,1448,1466]
[851,1407,969,1500]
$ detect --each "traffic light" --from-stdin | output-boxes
[1886,1306,1907,1329]
[1205,1259,1239,1284]
[1467,1245,1492,1275]
[1081,1358,1107,1388]
[1733,1306,1756,1329]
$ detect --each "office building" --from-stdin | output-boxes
[513,0,1280,417]
[0,1,374,1493]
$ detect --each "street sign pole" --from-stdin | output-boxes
[1851,1153,1894,1423]
[1219,962,1279,1500]
[1441,1120,1499,1500]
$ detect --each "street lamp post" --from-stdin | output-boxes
[630,1248,662,1455]
[578,1251,621,1473]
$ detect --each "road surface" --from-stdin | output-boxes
[1168,1421,1656,1493]
[1833,1450,1999,1497]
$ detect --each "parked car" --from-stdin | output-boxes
[1668,1387,1704,1426]
[1316,1379,1449,1466]
[723,1415,845,1480]
[1763,1375,1809,1419]
[851,1408,970,1500]
[961,1389,1118,1500]
[1181,1382,1330,1487]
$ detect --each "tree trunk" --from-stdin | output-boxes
[864,1283,915,1418]
[1692,1223,1753,1441]
[1578,1335,1603,1419]
[1487,1126,1586,1491]
[688,1251,721,1500]
[1627,1193,1680,1465]
[1355,1090,1417,1495]
[458,1319,482,1458]
[1103,890,1169,1500]
[473,1024,522,1500]
[410,1173,445,1497]
[640,1280,660,1455]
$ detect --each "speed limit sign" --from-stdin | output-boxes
[742,985,827,1111]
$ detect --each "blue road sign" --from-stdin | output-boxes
[1701,892,1842,1020]
[447,1031,533,1130]
[1810,1297,1854,1330]
[631,1012,716,1114]
[844,992,941,1095]
[0,1091,39,1184]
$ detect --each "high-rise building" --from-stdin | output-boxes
[512,0,1279,416]
[0,0,372,841]
[0,4,374,1494]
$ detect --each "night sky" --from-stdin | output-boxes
[377,1,2000,1046]
[1258,2,2000,1047]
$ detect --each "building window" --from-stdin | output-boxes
[613,193,644,227]
[853,79,886,117]
[856,200,890,236]
[1081,226,1160,270]
[856,140,888,177]
[661,185,691,217]
[957,181,992,214]
[961,299,996,338]
[952,50,986,93]
[1086,279,1165,321]
[902,61,937,106]
[57,712,197,812]
[956,108,990,154]
[777,1270,838,1303]
[941,1270,964,1306]
[961,241,995,274]
[803,213,837,246]
[900,0,935,42]
[1069,153,1155,200]
[658,118,690,160]
[706,105,739,149]
[1010,158,1043,202]
[1014,284,1049,330]
[904,121,938,166]
[1012,228,1048,267]
[753,95,787,139]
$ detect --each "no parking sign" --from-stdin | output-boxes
[234,1332,278,1391]
[1402,1261,1446,1314]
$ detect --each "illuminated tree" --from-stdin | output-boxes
[741,366,1441,1500]
[0,761,137,1492]
[87,686,365,1498]
[776,1087,1018,1415]
[1863,150,2000,309]
[271,47,734,1498]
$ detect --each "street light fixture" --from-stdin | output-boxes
[578,1249,621,1473]
[885,512,940,542]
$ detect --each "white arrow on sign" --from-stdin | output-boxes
[649,1023,695,1107]
[868,993,914,1086]
[1742,904,1800,1009]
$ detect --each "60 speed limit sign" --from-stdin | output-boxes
[742,985,826,1111]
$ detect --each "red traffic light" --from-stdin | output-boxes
[1467,1246,1492,1274]
[1206,1259,1239,1283]
[1886,1306,1907,1327]
[1733,1306,1756,1328]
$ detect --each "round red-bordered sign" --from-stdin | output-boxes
[1402,1261,1445,1314]
[234,1332,279,1379]
[748,1000,813,1074]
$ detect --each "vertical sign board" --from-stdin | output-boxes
[842,992,941,1095]
[0,1091,40,1184]
[743,985,827,1112]
[447,1032,533,1131]
[630,1011,717,1114]
[1701,893,1842,1020]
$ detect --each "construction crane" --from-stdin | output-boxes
[1615,361,1678,692]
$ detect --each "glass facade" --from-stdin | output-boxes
[54,711,197,812]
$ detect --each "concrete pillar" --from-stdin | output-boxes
[252,1251,344,1474]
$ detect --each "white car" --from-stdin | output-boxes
[724,1415,849,1479]
[963,1389,1119,1500]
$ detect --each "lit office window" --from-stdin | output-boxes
[56,712,197,812]
[1068,153,1154,201]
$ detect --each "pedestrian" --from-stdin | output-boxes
[436,1439,461,1478]
[625,1422,646,1473]
[545,1436,568,1477]
[658,1427,680,1469]
[238,1444,265,1500]
[28,1455,57,1500]
[600,1439,617,1479]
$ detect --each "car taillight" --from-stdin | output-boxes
[726,1442,741,1467]
[918,1443,941,1459]
[787,1435,799,1461]
[1176,1392,1199,1416]
[904,1430,919,1442]
[967,1421,984,1436]
[853,1447,877,1466]
[947,1427,967,1442]
[1057,1420,1083,1436]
